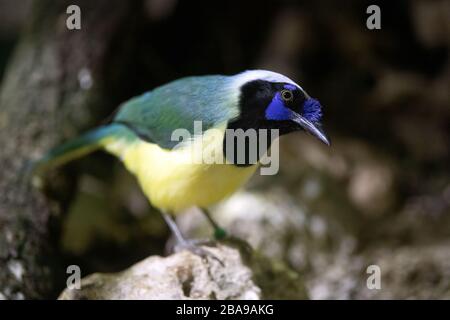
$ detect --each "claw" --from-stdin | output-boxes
[161,212,224,266]
[174,241,224,266]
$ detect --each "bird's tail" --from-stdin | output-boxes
[32,123,126,177]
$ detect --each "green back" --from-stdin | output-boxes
[113,75,239,149]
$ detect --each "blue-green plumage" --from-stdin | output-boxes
[33,70,329,243]
[114,75,239,149]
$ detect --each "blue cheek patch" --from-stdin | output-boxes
[265,93,293,121]
[303,98,323,123]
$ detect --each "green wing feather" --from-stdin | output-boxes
[33,74,239,179]
[113,75,239,149]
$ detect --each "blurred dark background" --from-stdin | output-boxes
[0,0,449,299]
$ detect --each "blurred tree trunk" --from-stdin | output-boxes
[0,0,142,299]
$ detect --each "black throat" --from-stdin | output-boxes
[223,80,299,167]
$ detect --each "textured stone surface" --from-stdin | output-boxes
[178,182,450,299]
[59,241,307,300]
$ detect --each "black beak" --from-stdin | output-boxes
[291,112,330,146]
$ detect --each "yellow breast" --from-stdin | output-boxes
[105,125,258,213]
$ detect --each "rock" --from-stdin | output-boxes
[359,242,450,299]
[178,187,355,277]
[309,242,450,299]
[58,240,307,300]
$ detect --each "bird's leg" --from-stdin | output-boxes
[161,212,221,263]
[200,208,228,240]
[161,212,186,245]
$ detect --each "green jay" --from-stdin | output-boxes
[34,70,329,256]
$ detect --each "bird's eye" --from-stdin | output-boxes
[281,89,294,102]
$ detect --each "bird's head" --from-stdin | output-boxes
[231,70,330,146]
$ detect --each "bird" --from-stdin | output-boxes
[33,70,329,256]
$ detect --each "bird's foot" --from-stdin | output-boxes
[174,239,223,266]
[161,212,224,265]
